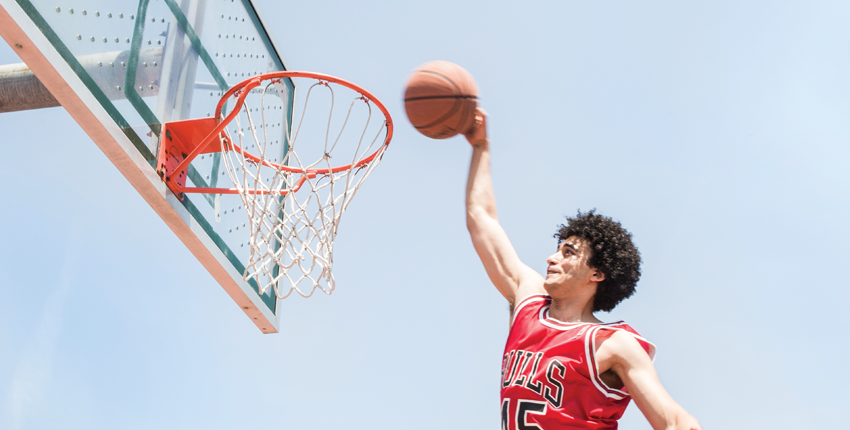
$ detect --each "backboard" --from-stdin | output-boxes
[0,0,295,333]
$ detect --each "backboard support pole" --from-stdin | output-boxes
[0,47,165,113]
[0,62,59,112]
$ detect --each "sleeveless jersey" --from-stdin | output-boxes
[500,295,656,430]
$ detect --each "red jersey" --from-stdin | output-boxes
[500,295,656,430]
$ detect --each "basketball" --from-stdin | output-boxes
[403,61,479,139]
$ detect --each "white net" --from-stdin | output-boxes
[216,75,389,299]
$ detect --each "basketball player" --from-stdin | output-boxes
[464,109,702,430]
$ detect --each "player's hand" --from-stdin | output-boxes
[463,107,488,148]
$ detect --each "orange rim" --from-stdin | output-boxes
[215,71,393,174]
[163,71,393,196]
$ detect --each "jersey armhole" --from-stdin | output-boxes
[584,326,658,400]
[509,294,549,328]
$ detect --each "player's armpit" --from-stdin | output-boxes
[596,331,702,430]
[466,213,544,304]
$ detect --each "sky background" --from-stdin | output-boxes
[2,0,849,429]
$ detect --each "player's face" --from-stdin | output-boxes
[543,237,603,295]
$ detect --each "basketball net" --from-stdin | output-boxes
[215,74,390,299]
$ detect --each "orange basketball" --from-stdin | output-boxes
[403,61,479,139]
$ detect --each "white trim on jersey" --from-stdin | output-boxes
[585,326,629,400]
[510,295,549,327]
[584,325,659,400]
[537,305,624,331]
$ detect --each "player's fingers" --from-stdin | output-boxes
[473,108,488,127]
[463,107,488,146]
[465,108,487,138]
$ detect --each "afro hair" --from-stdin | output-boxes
[555,210,641,312]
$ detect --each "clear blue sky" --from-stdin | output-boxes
[2,1,849,429]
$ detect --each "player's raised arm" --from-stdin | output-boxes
[464,110,544,307]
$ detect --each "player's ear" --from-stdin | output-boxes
[590,269,605,283]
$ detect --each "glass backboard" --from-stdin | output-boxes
[0,0,295,332]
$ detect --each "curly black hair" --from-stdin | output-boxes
[555,210,641,313]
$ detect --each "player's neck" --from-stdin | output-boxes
[547,291,601,324]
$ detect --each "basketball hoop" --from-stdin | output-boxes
[156,71,393,299]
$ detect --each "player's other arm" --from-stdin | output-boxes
[464,109,544,307]
[597,331,702,430]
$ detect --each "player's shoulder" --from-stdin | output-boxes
[595,324,657,363]
[513,293,549,309]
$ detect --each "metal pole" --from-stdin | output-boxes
[0,62,58,112]
[0,48,164,114]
